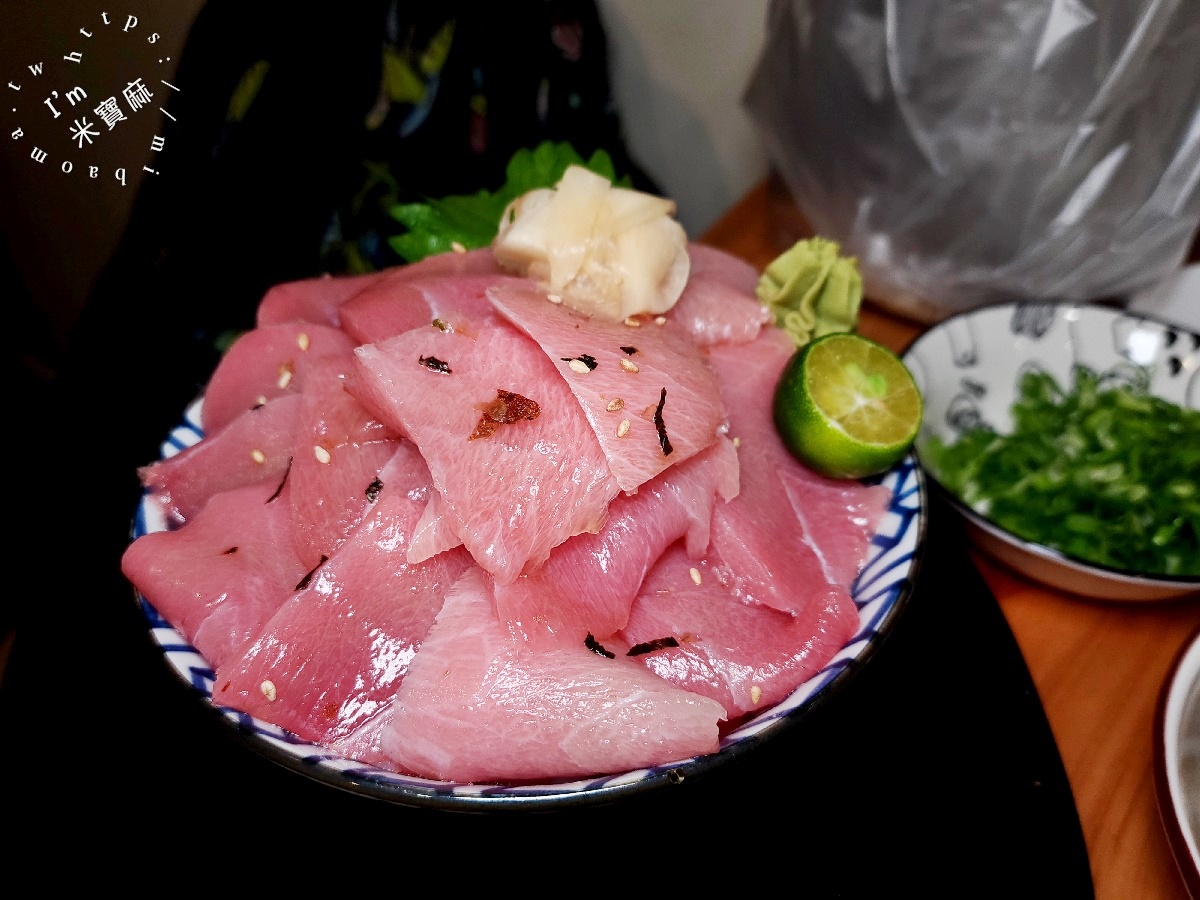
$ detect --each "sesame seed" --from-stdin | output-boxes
[606,398,624,411]
[620,359,640,373]
[256,395,268,406]
[617,419,631,437]
[250,449,266,465]
[655,316,667,325]
[568,359,591,374]
[314,445,331,464]
[623,316,641,327]
[547,293,563,304]
[689,567,702,585]
[733,436,741,448]
[451,241,467,254]
[261,680,277,702]
[750,685,762,705]
[277,361,294,389]
[297,332,310,352]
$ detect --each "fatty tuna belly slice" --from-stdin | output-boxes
[288,358,404,570]
[349,320,620,584]
[256,271,386,328]
[200,322,358,436]
[340,274,527,345]
[379,567,725,783]
[668,244,773,347]
[493,434,739,652]
[612,542,858,720]
[488,280,727,493]
[706,327,848,616]
[121,479,308,671]
[139,394,303,525]
[779,466,891,590]
[214,444,473,751]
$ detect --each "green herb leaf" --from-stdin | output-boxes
[387,141,630,263]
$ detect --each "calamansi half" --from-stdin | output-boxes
[774,332,923,479]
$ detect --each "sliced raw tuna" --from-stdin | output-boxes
[705,327,849,616]
[348,320,620,584]
[378,567,726,783]
[406,489,464,563]
[139,394,302,525]
[779,465,891,589]
[122,478,308,671]
[670,245,773,347]
[339,274,525,345]
[213,444,473,748]
[489,280,727,493]
[200,322,358,435]
[493,434,739,651]
[611,541,858,719]
[256,271,385,328]
[287,358,403,569]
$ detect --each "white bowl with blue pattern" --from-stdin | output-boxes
[903,301,1199,602]
[132,397,925,809]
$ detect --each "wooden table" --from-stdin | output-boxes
[703,177,1200,900]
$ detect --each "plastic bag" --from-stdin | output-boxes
[743,0,1200,323]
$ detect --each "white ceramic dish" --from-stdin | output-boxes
[1155,624,1200,899]
[131,396,926,810]
[902,301,1199,602]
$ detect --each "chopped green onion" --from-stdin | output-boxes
[924,365,1200,577]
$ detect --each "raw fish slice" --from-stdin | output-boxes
[256,271,386,327]
[779,466,891,589]
[288,358,403,569]
[339,274,524,344]
[669,244,772,347]
[139,394,302,525]
[494,434,740,652]
[349,320,620,584]
[121,479,308,671]
[611,542,858,719]
[489,280,727,493]
[214,445,473,748]
[378,567,725,783]
[406,489,464,562]
[200,322,358,435]
[706,328,848,615]
[254,249,504,328]
[688,242,761,293]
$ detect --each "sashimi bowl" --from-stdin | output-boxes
[129,394,925,811]
[902,301,1199,602]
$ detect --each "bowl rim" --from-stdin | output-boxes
[900,299,1200,591]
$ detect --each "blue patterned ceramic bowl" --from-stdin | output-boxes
[903,301,1199,602]
[132,397,925,810]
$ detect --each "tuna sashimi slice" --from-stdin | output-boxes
[288,358,403,569]
[406,489,465,563]
[779,466,892,589]
[378,567,725,783]
[213,444,473,749]
[612,542,858,719]
[121,479,308,671]
[200,322,358,436]
[493,434,740,652]
[139,394,302,525]
[255,271,385,328]
[489,280,728,493]
[670,245,773,347]
[339,274,526,345]
[706,327,848,616]
[349,320,620,584]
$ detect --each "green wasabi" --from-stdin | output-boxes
[756,236,863,349]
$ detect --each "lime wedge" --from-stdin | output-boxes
[774,332,923,479]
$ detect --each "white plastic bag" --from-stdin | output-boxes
[744,0,1200,323]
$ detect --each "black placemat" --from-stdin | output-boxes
[4,449,1092,895]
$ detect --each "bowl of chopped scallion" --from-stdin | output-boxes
[903,301,1199,601]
